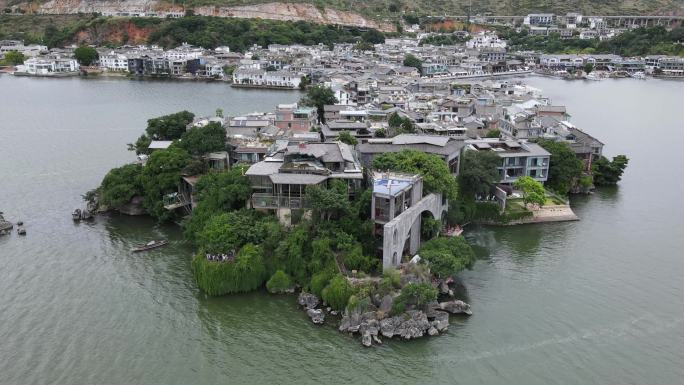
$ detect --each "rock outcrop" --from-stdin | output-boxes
[297,292,319,310]
[439,300,473,315]
[306,308,325,325]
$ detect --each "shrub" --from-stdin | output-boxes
[309,270,334,297]
[321,274,355,311]
[191,243,266,296]
[378,268,402,295]
[266,270,293,294]
[391,283,438,314]
[419,236,476,278]
[346,294,372,313]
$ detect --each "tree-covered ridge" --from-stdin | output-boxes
[0,14,387,50]
[501,26,684,57]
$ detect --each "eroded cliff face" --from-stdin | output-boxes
[26,0,396,32]
[194,2,395,32]
[73,20,155,45]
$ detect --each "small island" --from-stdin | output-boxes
[85,81,627,346]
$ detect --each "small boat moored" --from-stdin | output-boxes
[132,240,169,252]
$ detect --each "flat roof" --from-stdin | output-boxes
[373,178,413,197]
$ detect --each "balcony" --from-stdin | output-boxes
[251,193,309,209]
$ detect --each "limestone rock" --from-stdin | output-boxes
[428,326,439,336]
[361,331,372,347]
[306,308,325,325]
[439,300,472,315]
[298,292,319,310]
[379,295,394,314]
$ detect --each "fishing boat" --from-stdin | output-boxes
[132,240,168,252]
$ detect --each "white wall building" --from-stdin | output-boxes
[23,57,79,75]
[99,52,129,71]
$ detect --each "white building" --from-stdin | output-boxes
[233,69,301,88]
[99,52,129,71]
[524,14,555,26]
[466,32,507,49]
[23,57,79,75]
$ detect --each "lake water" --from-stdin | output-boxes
[1,75,683,384]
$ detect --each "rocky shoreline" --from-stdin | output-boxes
[297,287,472,347]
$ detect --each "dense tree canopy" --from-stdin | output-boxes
[418,236,476,278]
[535,139,583,195]
[141,146,191,220]
[146,17,384,51]
[179,121,226,156]
[306,179,350,222]
[183,168,252,242]
[73,46,98,66]
[129,111,196,154]
[593,155,629,186]
[99,164,144,209]
[373,150,457,199]
[195,210,278,254]
[458,150,501,199]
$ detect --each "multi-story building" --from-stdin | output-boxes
[245,142,363,225]
[465,139,551,184]
[23,57,79,75]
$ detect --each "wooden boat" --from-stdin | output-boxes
[132,240,168,252]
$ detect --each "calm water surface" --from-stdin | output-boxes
[1,75,683,384]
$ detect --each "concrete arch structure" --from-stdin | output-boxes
[382,193,446,271]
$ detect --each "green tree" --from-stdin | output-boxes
[535,139,583,195]
[195,210,276,254]
[321,274,355,311]
[306,180,350,222]
[146,110,195,140]
[361,29,385,44]
[403,53,422,74]
[373,150,457,199]
[300,85,337,123]
[179,121,226,156]
[2,50,25,65]
[299,75,310,90]
[183,168,252,242]
[593,155,629,186]
[99,164,144,209]
[513,176,546,208]
[266,270,293,293]
[418,236,476,278]
[73,46,98,66]
[583,62,594,74]
[388,112,404,128]
[458,150,501,199]
[191,243,266,296]
[337,131,358,146]
[141,146,191,220]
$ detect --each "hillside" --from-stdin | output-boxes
[2,0,683,23]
